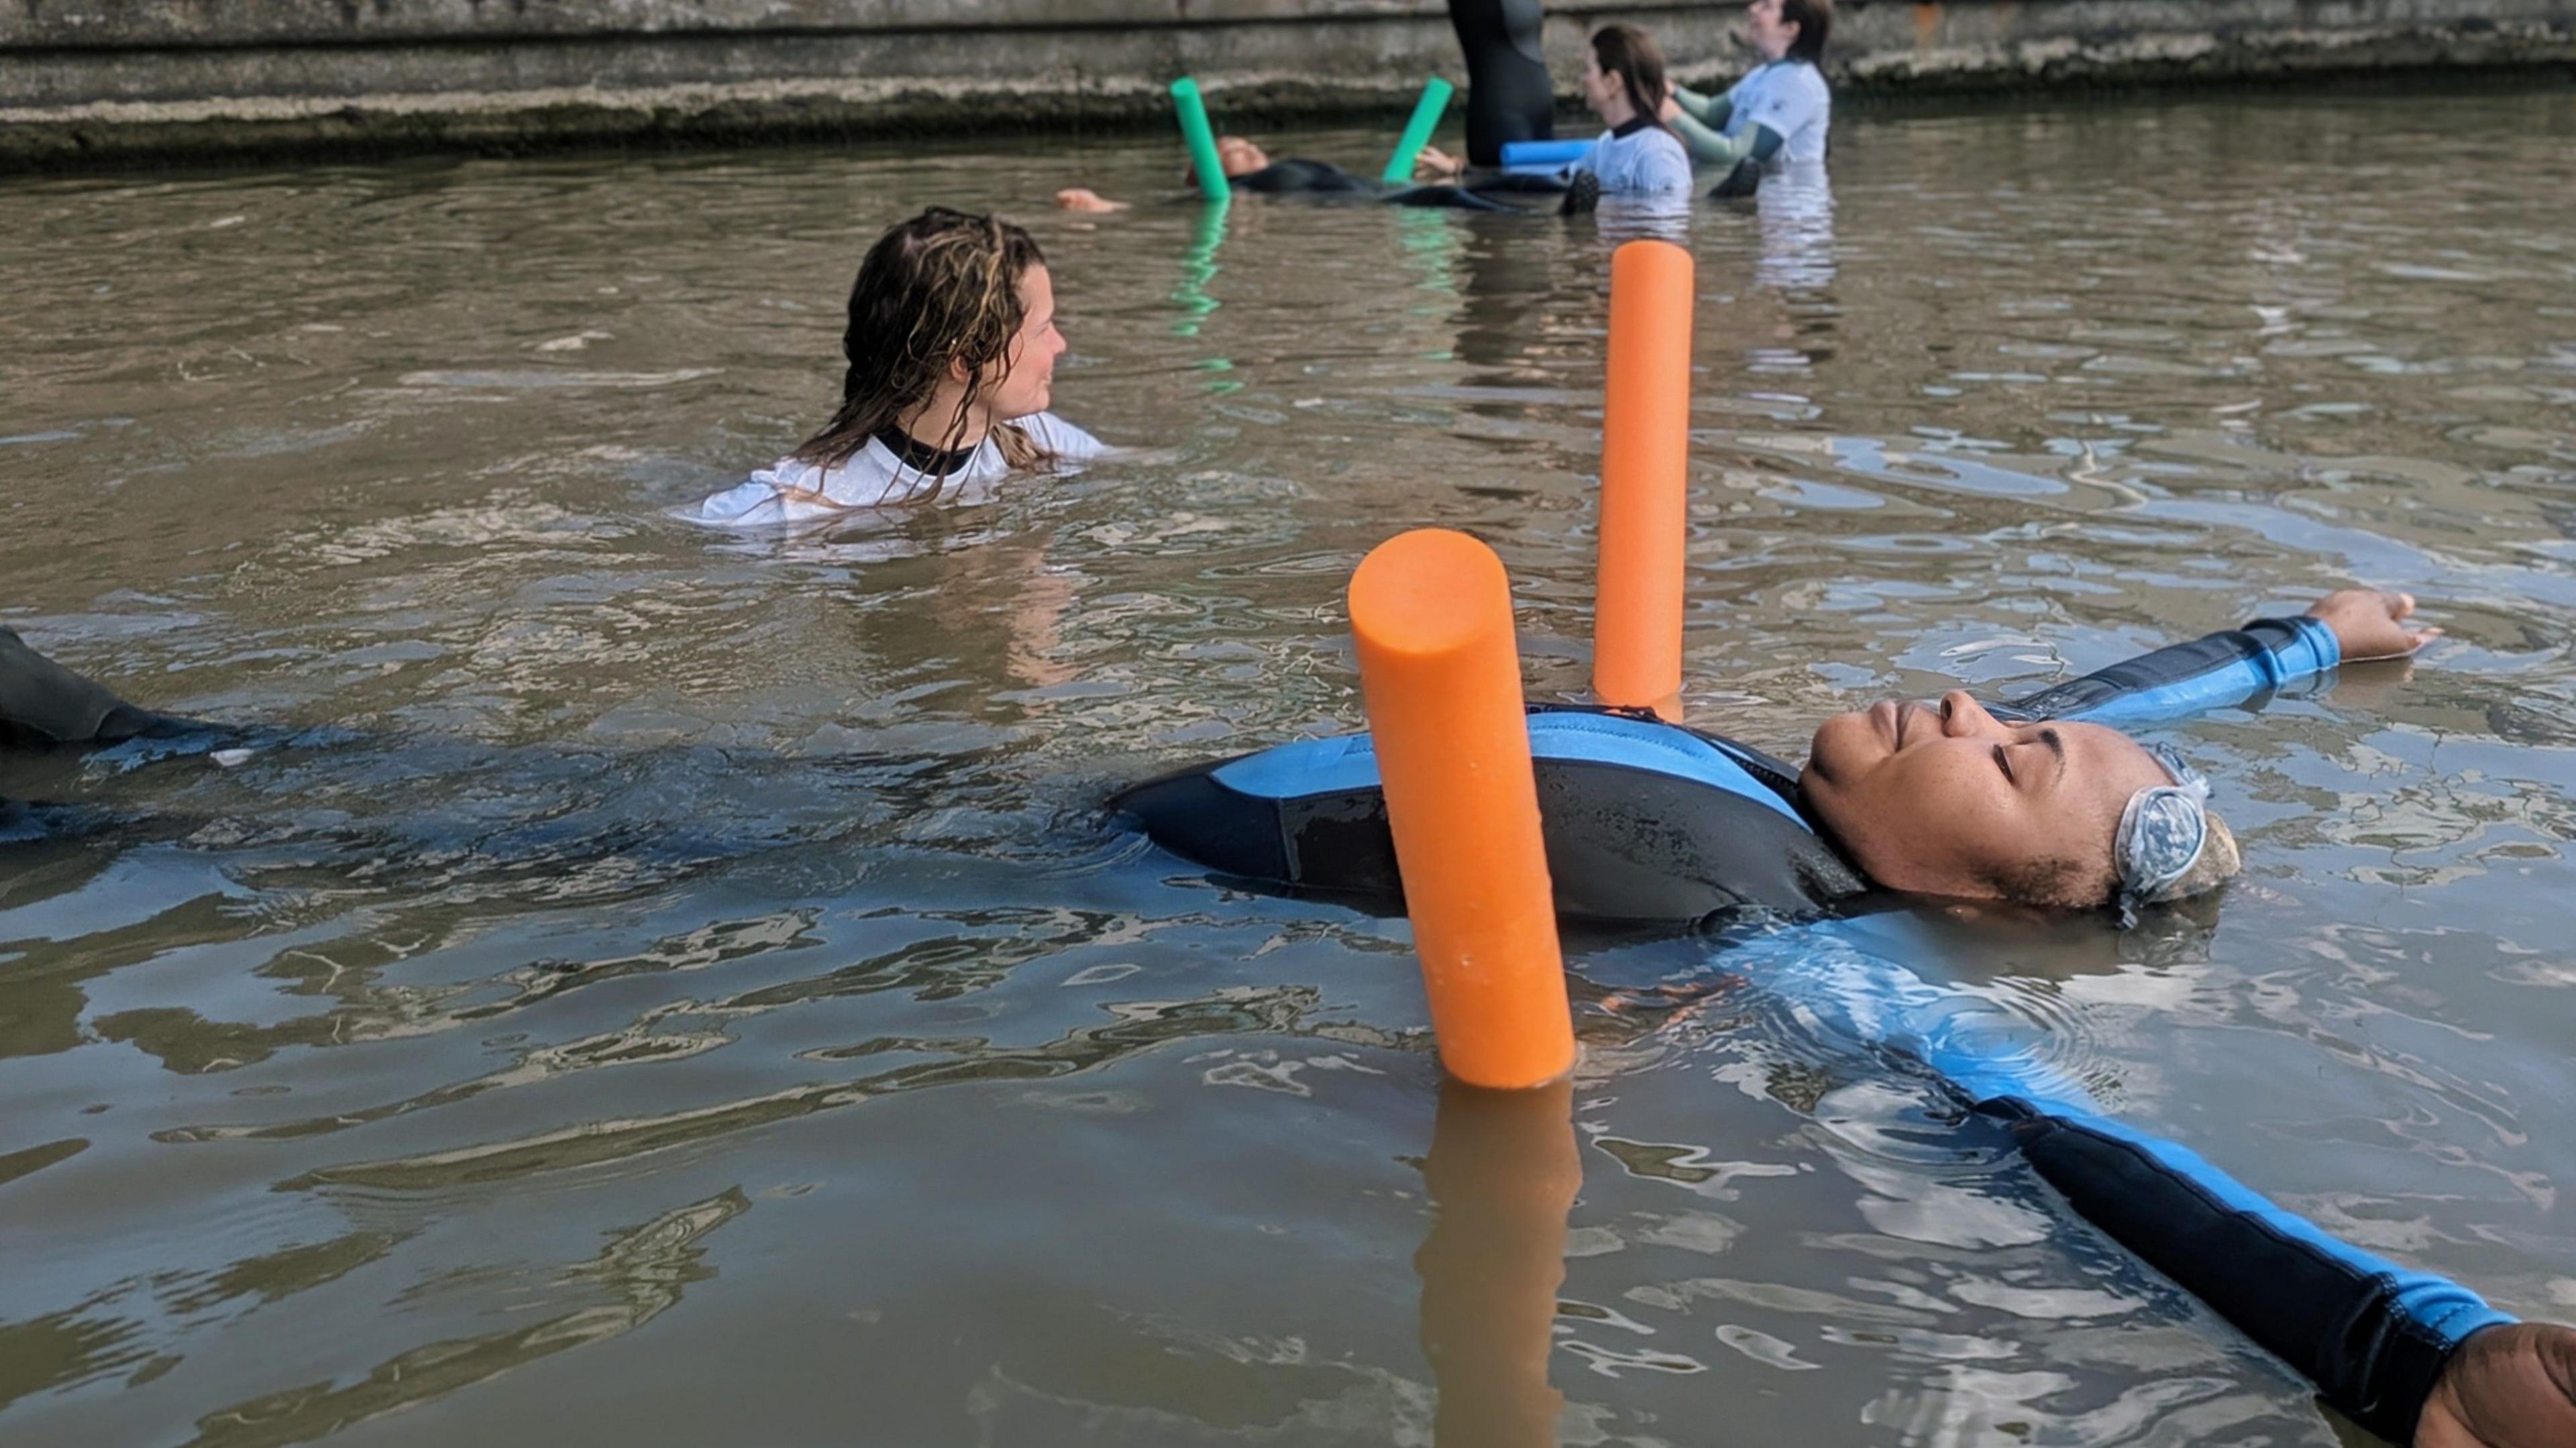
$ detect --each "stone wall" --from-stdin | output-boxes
[4,0,2571,168]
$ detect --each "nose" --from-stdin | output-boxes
[1936,689,2005,738]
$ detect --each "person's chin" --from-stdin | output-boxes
[1804,710,1874,785]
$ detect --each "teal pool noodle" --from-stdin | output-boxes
[1169,77,1231,201]
[1381,77,1456,183]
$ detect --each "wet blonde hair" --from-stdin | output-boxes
[792,206,1053,482]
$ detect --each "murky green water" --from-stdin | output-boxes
[5,87,2575,1446]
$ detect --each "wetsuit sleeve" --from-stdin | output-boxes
[1668,112,1782,170]
[1670,85,1732,130]
[1977,1095,2511,1443]
[1997,614,2341,726]
[0,627,193,747]
[1769,936,2502,1448]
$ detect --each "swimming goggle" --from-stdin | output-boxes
[2114,743,2216,908]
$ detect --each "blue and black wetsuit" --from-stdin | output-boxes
[1112,612,2343,924]
[1762,929,2515,1447]
[1121,610,2520,1443]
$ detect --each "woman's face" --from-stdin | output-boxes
[1217,135,1271,178]
[977,263,1065,422]
[1746,0,1797,62]
[1798,689,2176,906]
[1581,50,1621,119]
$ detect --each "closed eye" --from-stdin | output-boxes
[1992,742,2013,783]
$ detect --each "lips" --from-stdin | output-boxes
[1876,699,1939,749]
[1871,698,1901,747]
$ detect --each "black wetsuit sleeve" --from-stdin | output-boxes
[1995,615,2341,725]
[1976,1096,2509,1443]
[1237,159,1373,194]
[0,626,196,748]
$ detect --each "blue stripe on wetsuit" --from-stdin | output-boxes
[1211,616,2341,818]
[1212,708,1807,825]
[2005,616,2342,727]
[1759,929,2508,1443]
[1979,1097,2509,1441]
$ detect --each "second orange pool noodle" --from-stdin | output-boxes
[1349,528,1574,1091]
[1593,239,1697,722]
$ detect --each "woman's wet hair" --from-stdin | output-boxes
[792,206,1049,474]
[1589,24,1672,128]
[1781,0,1833,65]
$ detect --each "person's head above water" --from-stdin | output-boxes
[790,206,1065,470]
[1583,25,1671,129]
[1799,691,2238,910]
[1746,0,1833,64]
[1175,135,1273,189]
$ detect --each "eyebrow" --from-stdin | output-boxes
[2039,727,2066,783]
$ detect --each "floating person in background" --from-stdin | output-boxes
[1558,24,1695,210]
[1116,589,2440,922]
[682,207,1104,528]
[1055,136,1559,215]
[1666,0,1834,198]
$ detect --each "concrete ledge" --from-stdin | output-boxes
[5,0,2572,170]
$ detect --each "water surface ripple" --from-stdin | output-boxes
[4,91,2575,1446]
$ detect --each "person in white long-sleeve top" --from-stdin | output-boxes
[1564,25,1696,202]
[684,206,1106,528]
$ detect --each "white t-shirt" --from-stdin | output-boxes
[681,412,1104,528]
[1576,123,1695,196]
[1723,60,1831,167]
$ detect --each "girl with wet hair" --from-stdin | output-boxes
[686,206,1105,527]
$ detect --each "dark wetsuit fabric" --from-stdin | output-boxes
[1236,158,1378,194]
[1448,0,1555,166]
[1236,160,1538,213]
[0,627,195,749]
[1974,1097,2506,1441]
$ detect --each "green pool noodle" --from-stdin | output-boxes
[1169,77,1231,202]
[1381,77,1456,183]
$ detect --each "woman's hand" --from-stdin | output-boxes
[2418,1323,2576,1448]
[2307,588,2440,661]
[1413,144,1464,179]
[1658,92,1682,123]
[1053,188,1128,213]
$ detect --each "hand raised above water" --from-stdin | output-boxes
[2418,1323,2576,1448]
[2307,588,2441,662]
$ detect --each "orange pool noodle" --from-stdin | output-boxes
[1350,529,1574,1090]
[1593,239,1696,722]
